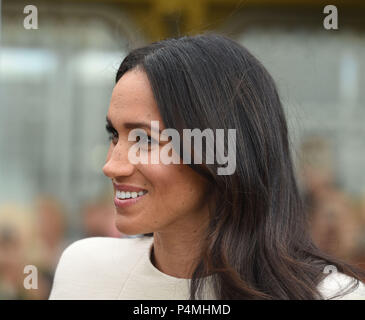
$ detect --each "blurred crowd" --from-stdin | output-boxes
[1,136,365,299]
[0,194,123,299]
[299,136,365,266]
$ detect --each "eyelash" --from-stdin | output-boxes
[106,124,118,143]
[137,135,155,145]
[105,124,156,146]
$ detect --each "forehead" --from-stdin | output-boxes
[108,69,163,125]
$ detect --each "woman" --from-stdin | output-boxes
[49,34,365,300]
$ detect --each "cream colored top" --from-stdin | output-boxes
[49,236,365,300]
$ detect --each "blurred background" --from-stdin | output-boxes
[0,0,365,299]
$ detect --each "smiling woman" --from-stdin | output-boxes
[49,34,365,300]
[102,69,212,241]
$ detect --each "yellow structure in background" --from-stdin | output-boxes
[72,0,365,41]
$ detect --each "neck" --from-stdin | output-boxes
[151,215,209,279]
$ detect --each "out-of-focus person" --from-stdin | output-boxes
[0,203,49,299]
[34,196,68,271]
[0,224,26,299]
[81,197,122,238]
[299,136,362,261]
[29,196,69,298]
[352,194,365,268]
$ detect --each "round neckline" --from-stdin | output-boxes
[143,237,213,282]
[145,240,191,282]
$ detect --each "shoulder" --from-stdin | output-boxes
[49,236,153,299]
[55,236,152,267]
[317,271,365,300]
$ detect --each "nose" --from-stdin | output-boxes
[102,143,135,179]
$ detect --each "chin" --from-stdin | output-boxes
[114,218,152,236]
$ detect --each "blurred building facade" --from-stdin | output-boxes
[0,1,145,221]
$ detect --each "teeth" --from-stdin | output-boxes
[116,190,147,200]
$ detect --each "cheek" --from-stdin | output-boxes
[140,163,208,212]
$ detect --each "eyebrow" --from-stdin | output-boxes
[106,117,162,134]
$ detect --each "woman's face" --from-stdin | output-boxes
[103,68,211,235]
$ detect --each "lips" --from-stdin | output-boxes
[113,192,147,208]
[113,183,148,209]
[113,183,147,193]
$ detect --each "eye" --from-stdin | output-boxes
[128,129,159,151]
[108,133,118,145]
[137,135,158,147]
[106,123,118,145]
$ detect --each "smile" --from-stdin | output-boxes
[113,187,148,208]
[116,190,147,199]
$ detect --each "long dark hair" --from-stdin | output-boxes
[115,33,364,299]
